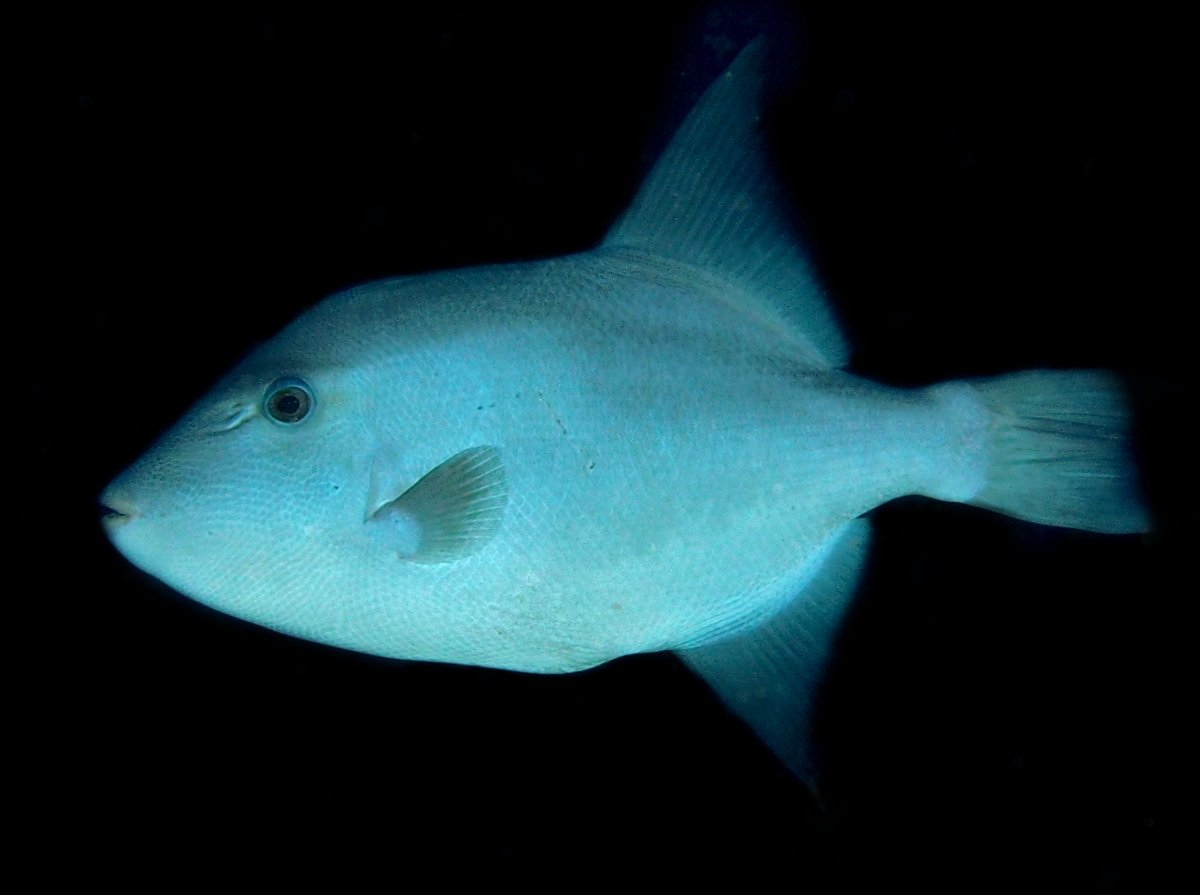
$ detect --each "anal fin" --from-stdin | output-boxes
[676,518,870,788]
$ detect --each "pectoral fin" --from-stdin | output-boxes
[367,445,508,564]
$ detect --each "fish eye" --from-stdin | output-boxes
[263,378,315,424]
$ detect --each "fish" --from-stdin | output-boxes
[98,32,1151,793]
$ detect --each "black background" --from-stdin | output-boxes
[28,1,1186,887]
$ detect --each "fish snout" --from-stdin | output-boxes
[100,482,141,531]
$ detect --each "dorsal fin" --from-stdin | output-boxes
[603,37,847,368]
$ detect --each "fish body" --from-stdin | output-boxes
[100,37,1149,784]
[103,245,986,673]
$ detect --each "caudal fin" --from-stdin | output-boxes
[967,371,1150,533]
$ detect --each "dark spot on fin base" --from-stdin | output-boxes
[370,445,508,564]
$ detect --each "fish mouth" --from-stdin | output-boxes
[100,486,140,531]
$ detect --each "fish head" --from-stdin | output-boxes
[100,352,379,636]
[99,296,516,665]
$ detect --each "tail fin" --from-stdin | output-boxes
[967,371,1150,533]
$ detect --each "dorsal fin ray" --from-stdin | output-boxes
[603,37,847,368]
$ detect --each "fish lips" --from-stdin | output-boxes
[99,483,140,532]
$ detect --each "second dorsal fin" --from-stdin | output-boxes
[603,37,847,369]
